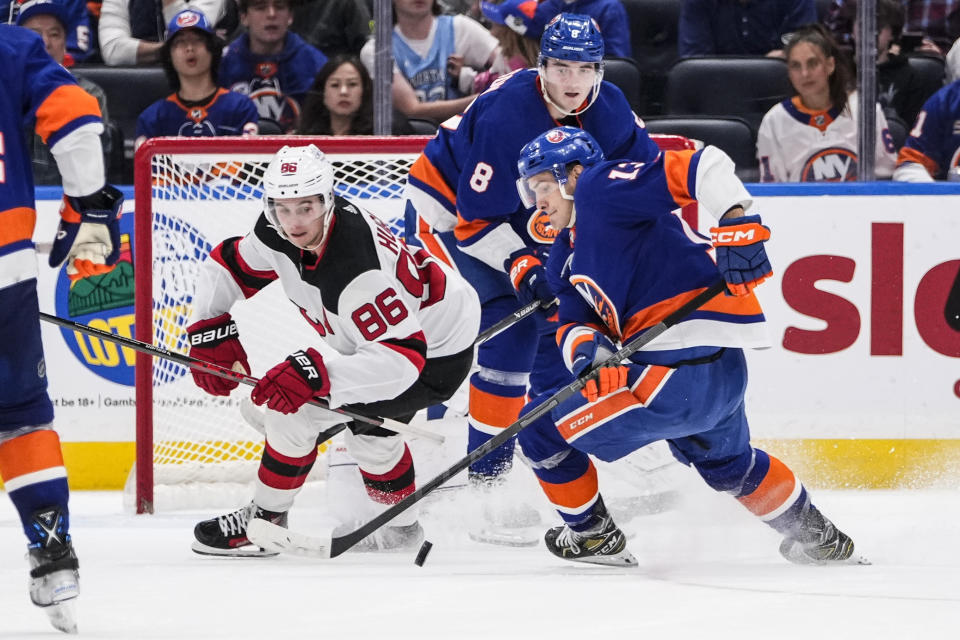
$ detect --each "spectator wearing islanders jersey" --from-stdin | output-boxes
[135,9,257,149]
[531,0,631,58]
[757,23,896,181]
[5,0,93,63]
[219,0,327,133]
[893,79,960,181]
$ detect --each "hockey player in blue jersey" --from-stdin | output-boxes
[893,79,960,181]
[513,126,866,567]
[0,24,123,632]
[403,13,663,544]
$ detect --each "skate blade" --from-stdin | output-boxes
[567,550,638,567]
[247,518,332,559]
[43,599,78,634]
[190,540,279,558]
[468,528,539,548]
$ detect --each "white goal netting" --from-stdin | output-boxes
[131,136,429,513]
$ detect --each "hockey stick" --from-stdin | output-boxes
[37,312,444,443]
[247,279,728,558]
[474,297,555,344]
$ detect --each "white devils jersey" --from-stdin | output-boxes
[191,196,480,408]
[757,92,897,182]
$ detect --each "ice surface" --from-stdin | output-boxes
[3,424,959,638]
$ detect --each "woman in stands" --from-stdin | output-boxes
[298,55,413,135]
[757,23,897,182]
[472,0,542,93]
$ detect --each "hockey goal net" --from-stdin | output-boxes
[131,136,430,513]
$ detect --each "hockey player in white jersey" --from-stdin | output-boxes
[757,23,897,182]
[188,144,480,556]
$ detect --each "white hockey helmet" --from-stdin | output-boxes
[262,144,335,244]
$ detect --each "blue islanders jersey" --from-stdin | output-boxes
[0,25,102,266]
[555,150,768,367]
[897,80,960,179]
[136,88,259,140]
[406,69,659,272]
[394,14,460,102]
[3,0,93,63]
[219,32,327,133]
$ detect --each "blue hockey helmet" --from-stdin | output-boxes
[539,13,605,64]
[516,127,604,209]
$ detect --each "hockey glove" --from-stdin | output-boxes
[505,248,558,320]
[710,214,772,297]
[186,313,250,396]
[571,331,627,403]
[49,185,124,279]
[251,348,331,414]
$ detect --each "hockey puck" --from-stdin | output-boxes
[414,540,433,567]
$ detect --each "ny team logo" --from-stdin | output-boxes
[175,10,201,28]
[801,147,858,182]
[546,129,567,143]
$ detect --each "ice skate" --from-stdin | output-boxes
[344,520,426,552]
[544,499,636,567]
[467,471,542,547]
[779,508,869,566]
[27,508,80,634]
[192,502,288,557]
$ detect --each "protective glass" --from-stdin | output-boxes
[517,174,560,209]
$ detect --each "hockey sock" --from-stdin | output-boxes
[0,430,70,544]
[254,441,317,512]
[734,449,809,536]
[359,443,416,505]
[466,373,526,477]
[534,454,600,531]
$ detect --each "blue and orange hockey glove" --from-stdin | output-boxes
[49,185,124,280]
[570,330,627,403]
[506,247,558,320]
[710,214,772,297]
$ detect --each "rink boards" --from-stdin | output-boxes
[11,181,960,490]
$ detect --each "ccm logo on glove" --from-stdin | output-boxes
[712,224,769,245]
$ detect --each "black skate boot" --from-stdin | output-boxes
[543,498,636,567]
[192,502,288,557]
[779,507,869,565]
[27,507,80,634]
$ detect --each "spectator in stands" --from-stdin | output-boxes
[893,77,960,180]
[473,0,541,92]
[17,0,113,184]
[99,0,225,65]
[360,0,498,122]
[292,0,370,57]
[6,0,94,63]
[219,0,327,133]
[678,0,817,58]
[757,23,897,181]
[532,0,630,57]
[135,9,257,149]
[903,0,960,52]
[298,54,414,134]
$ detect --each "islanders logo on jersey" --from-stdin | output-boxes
[527,209,559,243]
[570,274,621,338]
[800,147,858,182]
[235,77,300,133]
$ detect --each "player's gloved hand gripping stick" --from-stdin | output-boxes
[245,279,728,558]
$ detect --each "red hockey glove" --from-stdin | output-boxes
[251,348,331,414]
[505,248,558,320]
[570,330,627,402]
[186,314,249,396]
[710,214,772,297]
